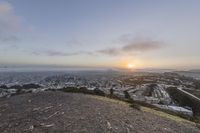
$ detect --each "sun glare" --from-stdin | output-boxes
[128,64,134,69]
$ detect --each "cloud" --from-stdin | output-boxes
[122,40,163,52]
[32,50,93,56]
[31,39,164,57]
[97,48,119,56]
[1,35,20,42]
[43,51,80,56]
[0,1,22,43]
[31,32,164,57]
[97,39,164,56]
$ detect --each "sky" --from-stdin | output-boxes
[0,0,200,70]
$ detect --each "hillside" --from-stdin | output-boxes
[0,91,199,133]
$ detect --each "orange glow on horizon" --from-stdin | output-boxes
[127,63,135,69]
[114,60,140,69]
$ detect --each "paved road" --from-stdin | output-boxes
[0,91,199,133]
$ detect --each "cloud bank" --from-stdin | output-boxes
[32,50,93,56]
[31,38,164,57]
[97,39,164,56]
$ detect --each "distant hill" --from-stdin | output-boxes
[174,70,200,73]
[189,70,200,73]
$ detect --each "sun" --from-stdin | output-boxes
[127,64,134,69]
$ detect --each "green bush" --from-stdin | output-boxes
[93,88,105,96]
[60,87,105,96]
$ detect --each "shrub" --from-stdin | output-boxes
[61,87,79,93]
[9,85,22,89]
[0,85,8,89]
[22,84,41,89]
[93,88,105,96]
[124,90,131,99]
[130,103,141,110]
[109,88,113,96]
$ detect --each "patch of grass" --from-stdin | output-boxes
[88,94,142,111]
[142,107,194,124]
[192,116,200,124]
[123,90,141,110]
[129,103,141,110]
[60,87,105,96]
[58,87,200,124]
[87,95,129,106]
[88,94,194,124]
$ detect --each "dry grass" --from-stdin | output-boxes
[88,95,194,124]
[87,95,129,106]
[142,107,194,124]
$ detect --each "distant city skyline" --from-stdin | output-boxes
[0,0,200,70]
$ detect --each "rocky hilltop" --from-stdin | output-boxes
[0,91,199,133]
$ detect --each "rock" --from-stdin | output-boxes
[29,125,34,131]
[107,121,112,130]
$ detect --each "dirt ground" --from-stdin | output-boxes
[0,91,199,133]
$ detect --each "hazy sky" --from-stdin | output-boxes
[0,0,200,69]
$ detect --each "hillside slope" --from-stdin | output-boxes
[0,91,199,133]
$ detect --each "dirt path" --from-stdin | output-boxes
[0,91,199,133]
